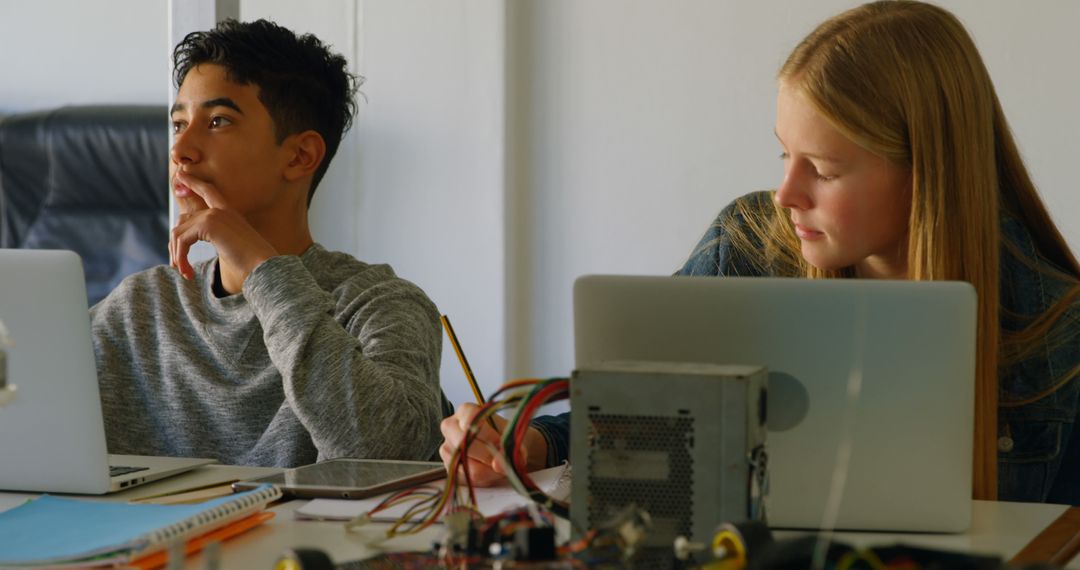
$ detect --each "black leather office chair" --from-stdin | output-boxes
[0,105,169,306]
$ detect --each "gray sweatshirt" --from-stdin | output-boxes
[90,244,443,467]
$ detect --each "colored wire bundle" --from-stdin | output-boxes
[497,377,570,519]
[358,377,570,540]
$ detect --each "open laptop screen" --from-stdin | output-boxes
[573,275,975,532]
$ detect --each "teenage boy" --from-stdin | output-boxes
[91,19,444,467]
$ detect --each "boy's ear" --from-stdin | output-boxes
[282,130,327,183]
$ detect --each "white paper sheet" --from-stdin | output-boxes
[294,464,570,522]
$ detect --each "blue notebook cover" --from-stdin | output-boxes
[0,484,279,566]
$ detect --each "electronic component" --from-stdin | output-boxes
[512,526,557,561]
[570,361,768,568]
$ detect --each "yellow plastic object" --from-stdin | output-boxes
[274,559,302,570]
[275,548,334,570]
[708,523,749,570]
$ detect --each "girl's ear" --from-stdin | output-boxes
[282,130,326,182]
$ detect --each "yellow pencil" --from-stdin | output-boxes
[440,315,486,405]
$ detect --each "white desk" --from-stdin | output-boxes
[194,500,1078,569]
[777,501,1076,567]
[1,465,1076,569]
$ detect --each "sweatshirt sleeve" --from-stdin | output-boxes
[242,255,443,462]
[531,412,571,467]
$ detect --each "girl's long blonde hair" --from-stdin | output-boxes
[729,0,1080,500]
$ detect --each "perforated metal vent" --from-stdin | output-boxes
[586,412,694,568]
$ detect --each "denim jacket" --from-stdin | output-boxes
[534,191,1078,505]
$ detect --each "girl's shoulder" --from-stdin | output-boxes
[999,214,1078,326]
[677,191,778,277]
[998,212,1078,409]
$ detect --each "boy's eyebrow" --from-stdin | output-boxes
[170,97,245,116]
[773,128,843,164]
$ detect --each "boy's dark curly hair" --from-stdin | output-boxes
[173,19,359,204]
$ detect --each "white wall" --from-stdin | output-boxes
[0,1,167,113]
[352,1,508,407]
[511,0,1080,381]
[239,0,361,255]
[359,1,1080,405]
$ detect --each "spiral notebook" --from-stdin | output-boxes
[0,484,280,568]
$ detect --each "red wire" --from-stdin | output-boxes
[515,380,568,453]
[445,378,569,528]
[511,385,557,474]
[460,397,507,506]
[510,380,569,490]
[487,378,543,401]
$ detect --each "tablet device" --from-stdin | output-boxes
[231,458,446,499]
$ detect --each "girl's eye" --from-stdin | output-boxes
[171,121,186,134]
[778,151,836,181]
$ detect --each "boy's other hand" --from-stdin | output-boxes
[438,403,549,487]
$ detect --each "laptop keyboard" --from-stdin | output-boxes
[110,465,150,477]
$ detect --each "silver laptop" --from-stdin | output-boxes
[0,249,214,494]
[574,275,975,532]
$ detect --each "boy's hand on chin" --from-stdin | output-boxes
[169,171,277,284]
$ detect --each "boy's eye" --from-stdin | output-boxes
[171,121,186,134]
[209,116,232,128]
